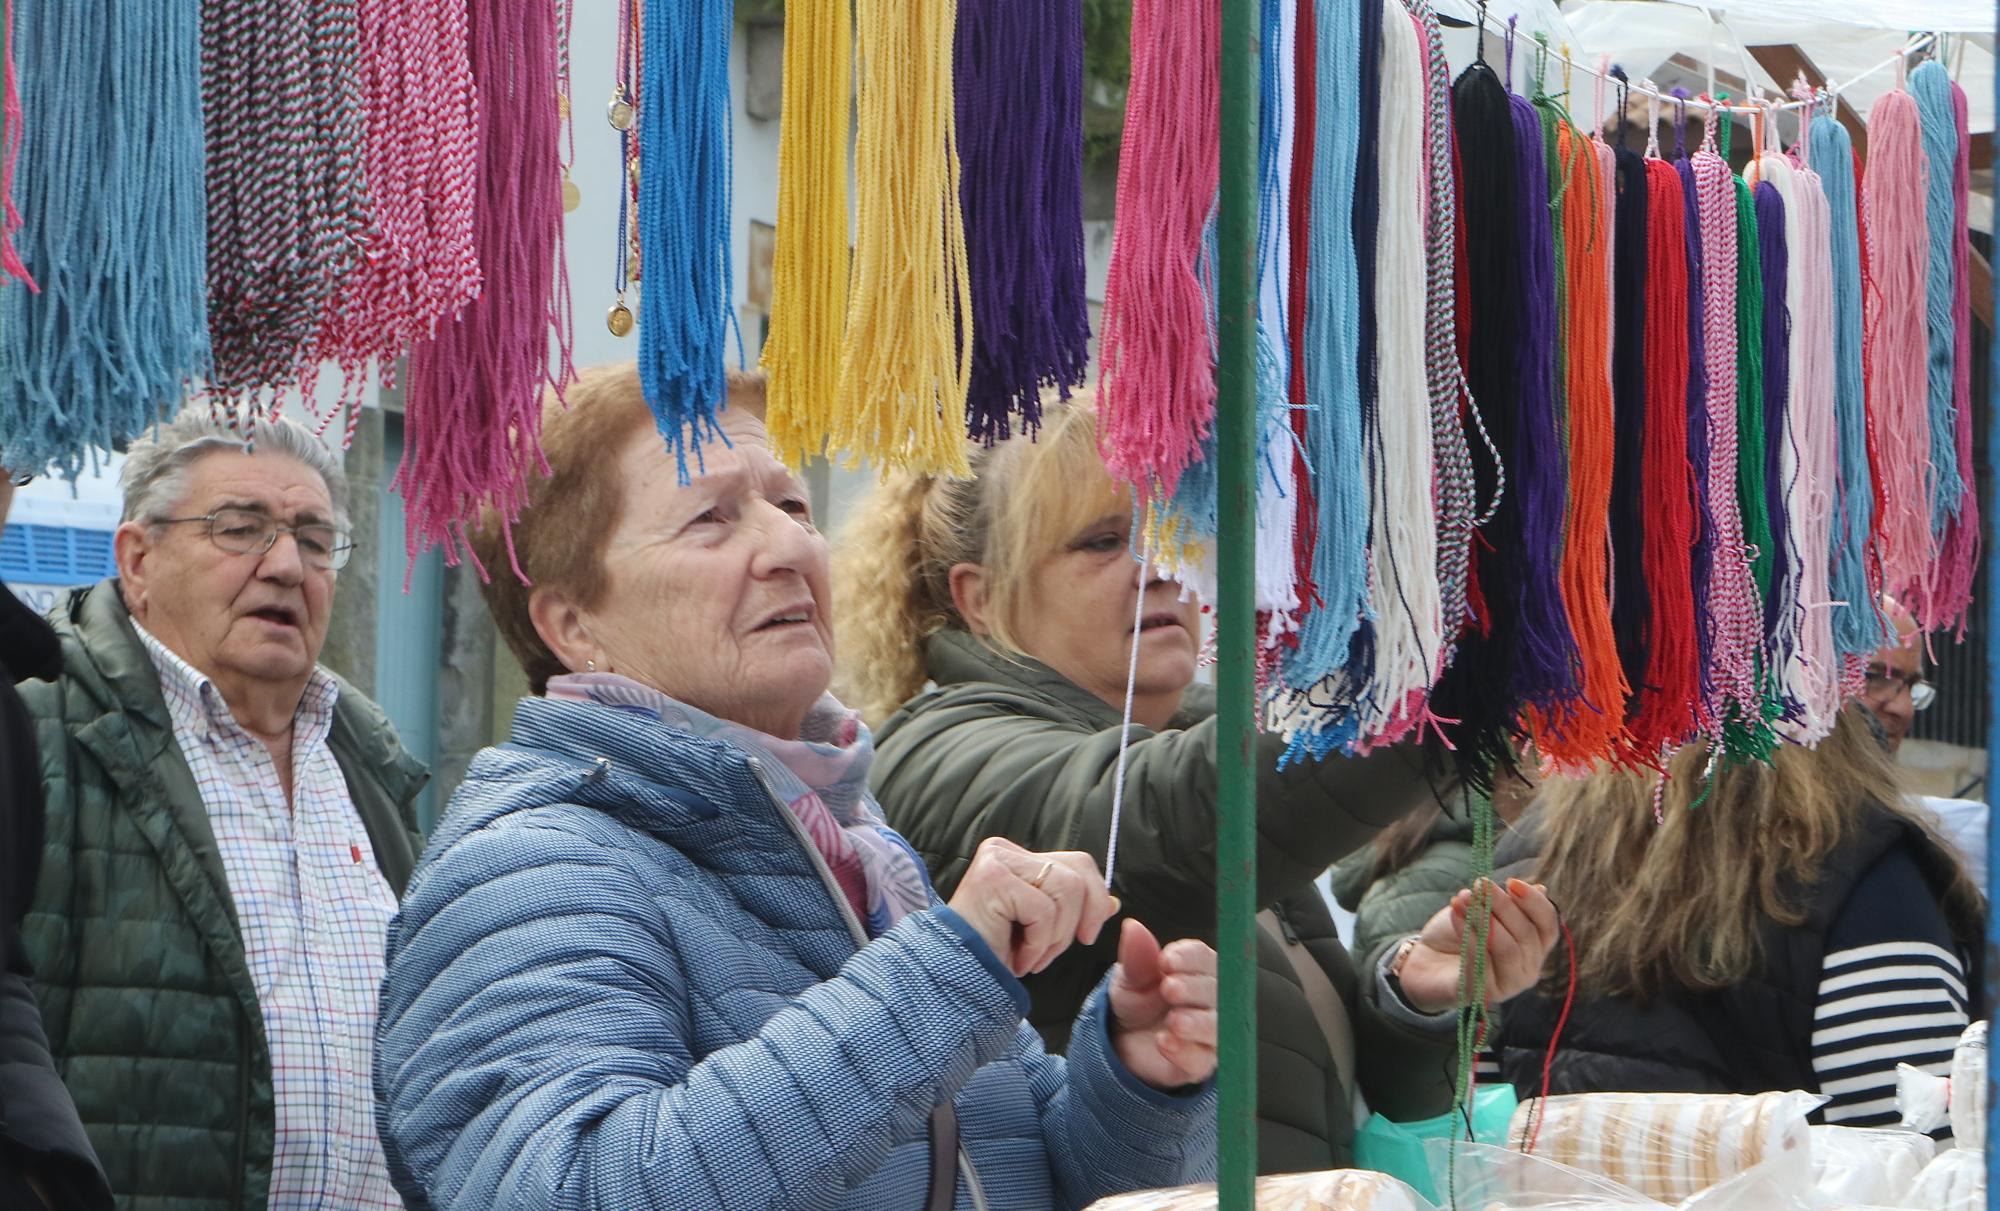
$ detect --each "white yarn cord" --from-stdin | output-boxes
[1360,0,1441,737]
[1103,561,1150,890]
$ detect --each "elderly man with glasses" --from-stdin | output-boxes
[18,413,426,1211]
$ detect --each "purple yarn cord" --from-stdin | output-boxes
[1508,92,1579,706]
[955,0,1091,443]
[1755,180,1795,663]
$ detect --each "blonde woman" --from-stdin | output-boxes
[836,401,1560,1175]
[1491,706,1984,1127]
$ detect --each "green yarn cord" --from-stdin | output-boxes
[1734,180,1774,601]
[1446,784,1499,1209]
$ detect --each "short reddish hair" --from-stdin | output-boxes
[472,364,767,692]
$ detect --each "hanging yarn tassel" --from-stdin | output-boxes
[399,0,573,568]
[1627,156,1702,755]
[201,0,371,416]
[955,0,1090,445]
[0,0,30,287]
[1813,115,1887,660]
[1359,0,1441,739]
[1532,122,1625,767]
[1860,86,1935,612]
[1672,110,1719,722]
[1097,0,1218,499]
[1933,80,1980,632]
[1284,0,1319,625]
[1691,116,1764,739]
[1770,141,1841,738]
[1426,53,1521,789]
[1507,80,1581,710]
[1407,0,1481,654]
[634,0,736,474]
[1909,62,1964,544]
[762,0,852,468]
[1276,0,1369,730]
[316,0,482,434]
[1609,131,1652,703]
[0,0,208,477]
[1752,173,1798,703]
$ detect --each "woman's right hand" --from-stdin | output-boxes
[948,837,1121,977]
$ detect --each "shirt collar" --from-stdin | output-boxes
[131,619,339,746]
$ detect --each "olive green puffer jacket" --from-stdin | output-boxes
[870,630,1460,1175]
[20,581,428,1211]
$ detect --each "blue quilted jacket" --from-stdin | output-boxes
[374,696,1216,1211]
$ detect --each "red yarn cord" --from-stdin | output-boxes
[1524,914,1579,1156]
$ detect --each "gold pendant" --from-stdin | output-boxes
[561,177,581,213]
[557,93,571,120]
[607,301,635,337]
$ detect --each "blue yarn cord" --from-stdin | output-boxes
[1814,115,1889,657]
[1283,0,1369,705]
[637,0,739,480]
[1,0,208,479]
[1910,61,1965,532]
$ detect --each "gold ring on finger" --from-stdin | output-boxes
[1029,860,1055,890]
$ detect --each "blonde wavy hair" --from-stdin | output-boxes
[833,400,1129,725]
[1532,706,1981,999]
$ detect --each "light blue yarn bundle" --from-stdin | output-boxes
[1,0,207,479]
[1284,0,1371,698]
[638,0,738,479]
[1812,115,1888,657]
[1908,60,1963,533]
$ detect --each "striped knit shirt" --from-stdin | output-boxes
[1811,844,1970,1128]
[135,624,403,1210]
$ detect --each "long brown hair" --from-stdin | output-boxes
[1533,707,1981,999]
[832,400,1127,725]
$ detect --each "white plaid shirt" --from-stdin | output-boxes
[135,624,402,1210]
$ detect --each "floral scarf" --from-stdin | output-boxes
[545,673,933,936]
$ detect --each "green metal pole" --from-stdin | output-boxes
[1214,0,1260,1206]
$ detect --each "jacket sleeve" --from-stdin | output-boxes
[0,956,113,1209]
[875,701,1432,948]
[1348,840,1478,977]
[377,819,1041,1211]
[1016,984,1216,1209]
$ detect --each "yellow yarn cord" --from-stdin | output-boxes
[833,0,973,477]
[760,0,851,470]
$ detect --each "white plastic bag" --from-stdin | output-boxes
[1905,1150,1982,1211]
[1423,1137,1663,1209]
[1506,1091,1823,1203]
[1946,1021,1986,1151]
[1082,1169,1437,1211]
[1809,1125,1935,1205]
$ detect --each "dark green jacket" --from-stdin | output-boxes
[870,630,1459,1175]
[1329,792,1481,979]
[19,581,427,1211]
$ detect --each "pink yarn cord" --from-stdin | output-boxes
[1932,81,1979,633]
[320,0,483,429]
[1692,136,1761,721]
[1095,0,1220,501]
[1861,88,1936,615]
[397,0,574,575]
[1786,157,1841,733]
[0,0,32,289]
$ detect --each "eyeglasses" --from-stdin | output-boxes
[1864,666,1937,712]
[153,507,355,571]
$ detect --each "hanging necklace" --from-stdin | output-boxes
[608,0,641,336]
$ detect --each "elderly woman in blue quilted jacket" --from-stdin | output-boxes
[373,365,1220,1211]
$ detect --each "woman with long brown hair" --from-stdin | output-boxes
[1492,706,1984,1126]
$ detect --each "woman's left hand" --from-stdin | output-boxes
[1107,919,1218,1091]
[1396,877,1561,1015]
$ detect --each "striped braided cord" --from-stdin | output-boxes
[202,0,370,419]
[1691,139,1763,726]
[1406,0,1484,652]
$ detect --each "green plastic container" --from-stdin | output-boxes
[1352,1084,1520,1203]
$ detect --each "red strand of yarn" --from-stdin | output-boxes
[1286,0,1319,621]
[1524,914,1579,1157]
[1628,158,1701,753]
